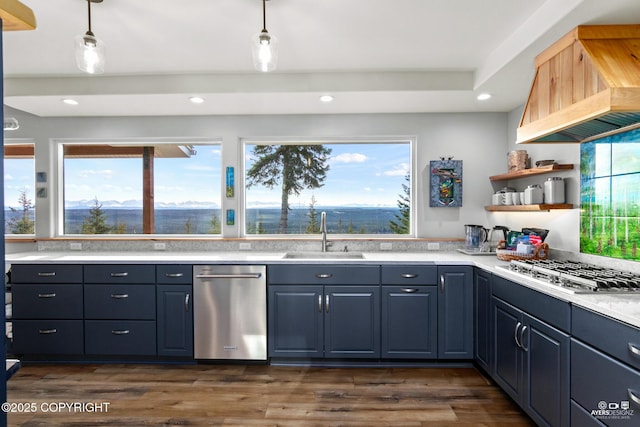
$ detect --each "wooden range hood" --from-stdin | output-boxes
[0,0,36,31]
[517,25,640,144]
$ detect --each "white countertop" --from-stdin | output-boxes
[6,250,640,329]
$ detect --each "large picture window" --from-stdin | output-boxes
[244,139,413,236]
[62,141,222,235]
[4,143,35,235]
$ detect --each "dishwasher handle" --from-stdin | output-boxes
[195,273,263,280]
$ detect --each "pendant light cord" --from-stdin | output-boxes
[87,0,93,34]
[262,0,267,32]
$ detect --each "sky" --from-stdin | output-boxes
[4,142,410,209]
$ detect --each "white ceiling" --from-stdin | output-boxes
[4,0,640,117]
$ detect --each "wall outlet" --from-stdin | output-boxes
[239,242,252,250]
[70,242,82,251]
[154,242,167,251]
[427,242,440,250]
[380,242,393,251]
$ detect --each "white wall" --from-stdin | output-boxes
[504,106,581,252]
[6,106,591,251]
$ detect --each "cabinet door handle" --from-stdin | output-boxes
[628,389,640,406]
[440,274,445,292]
[165,273,184,278]
[37,272,56,277]
[38,329,57,334]
[110,272,129,277]
[110,293,129,299]
[520,325,528,352]
[325,294,330,313]
[629,342,640,357]
[37,293,56,298]
[318,295,323,312]
[401,288,419,293]
[514,322,522,348]
[185,293,190,312]
[400,273,418,279]
[316,273,333,279]
[111,330,130,335]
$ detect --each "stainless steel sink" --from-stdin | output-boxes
[283,252,365,259]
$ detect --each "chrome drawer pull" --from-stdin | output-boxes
[315,273,333,279]
[111,330,130,335]
[38,329,57,334]
[165,273,184,278]
[185,293,190,312]
[37,272,56,277]
[400,274,418,279]
[325,294,330,313]
[520,326,528,352]
[401,288,419,293]
[110,272,129,277]
[440,274,445,292]
[37,293,56,298]
[628,389,640,406]
[110,294,129,299]
[629,342,640,357]
[318,295,323,312]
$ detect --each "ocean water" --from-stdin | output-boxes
[5,207,403,235]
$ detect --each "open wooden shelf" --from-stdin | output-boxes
[485,204,573,212]
[489,164,574,181]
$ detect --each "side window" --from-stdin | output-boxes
[62,142,222,235]
[4,143,35,235]
[244,140,412,235]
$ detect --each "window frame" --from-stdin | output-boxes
[240,136,417,238]
[55,137,223,237]
[4,139,36,238]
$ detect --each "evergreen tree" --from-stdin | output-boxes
[246,144,331,233]
[81,198,112,234]
[209,211,221,234]
[306,195,320,233]
[8,189,35,234]
[389,173,410,234]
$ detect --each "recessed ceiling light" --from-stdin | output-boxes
[319,95,334,103]
[63,98,79,105]
[476,93,492,101]
[189,96,205,104]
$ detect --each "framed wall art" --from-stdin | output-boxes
[429,159,462,207]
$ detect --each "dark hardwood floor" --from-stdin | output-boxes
[6,364,535,426]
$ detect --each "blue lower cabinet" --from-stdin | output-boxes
[12,320,84,355]
[156,285,193,357]
[381,286,437,358]
[85,320,156,356]
[267,284,380,358]
[438,266,473,359]
[474,268,492,373]
[492,296,570,427]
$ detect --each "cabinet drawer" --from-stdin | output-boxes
[571,339,640,423]
[268,264,379,285]
[11,264,82,284]
[85,320,156,355]
[572,306,640,371]
[156,265,192,284]
[492,275,570,333]
[12,284,83,319]
[381,266,436,285]
[12,320,84,355]
[84,264,155,284]
[84,285,156,319]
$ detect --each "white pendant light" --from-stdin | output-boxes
[75,0,106,74]
[251,0,278,72]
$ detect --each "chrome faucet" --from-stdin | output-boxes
[320,211,329,252]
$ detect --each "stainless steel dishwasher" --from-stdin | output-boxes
[193,265,267,360]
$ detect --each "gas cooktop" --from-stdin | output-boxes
[497,259,640,294]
